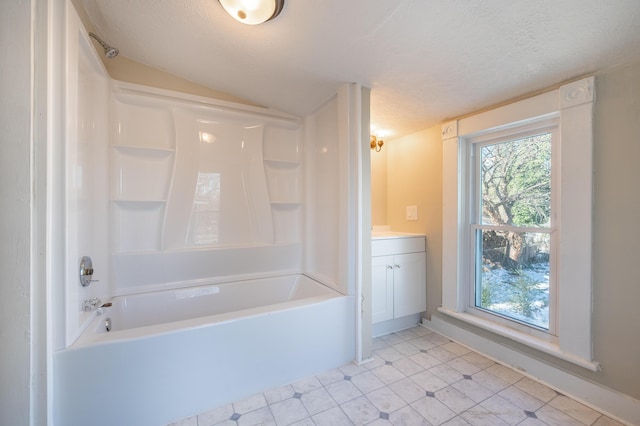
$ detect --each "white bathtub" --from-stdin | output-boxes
[54,274,356,426]
[76,274,342,343]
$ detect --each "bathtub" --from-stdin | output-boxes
[54,274,356,426]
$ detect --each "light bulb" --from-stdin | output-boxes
[219,0,279,25]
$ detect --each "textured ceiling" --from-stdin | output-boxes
[81,0,640,139]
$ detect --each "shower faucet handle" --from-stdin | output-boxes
[79,256,99,287]
[83,297,102,312]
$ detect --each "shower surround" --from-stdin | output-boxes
[109,82,305,294]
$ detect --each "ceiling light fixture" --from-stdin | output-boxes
[218,0,285,25]
[370,135,384,152]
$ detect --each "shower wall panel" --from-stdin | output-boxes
[163,108,273,249]
[264,126,303,244]
[303,84,369,298]
[110,83,303,294]
[111,92,175,254]
[64,10,112,345]
[304,97,341,290]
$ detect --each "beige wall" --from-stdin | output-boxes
[104,56,260,105]
[384,127,443,320]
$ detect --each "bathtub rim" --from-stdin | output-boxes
[112,267,305,297]
[71,273,344,349]
[73,269,320,346]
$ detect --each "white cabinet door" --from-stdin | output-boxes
[372,255,394,323]
[392,252,427,318]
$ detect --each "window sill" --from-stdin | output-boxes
[437,307,600,372]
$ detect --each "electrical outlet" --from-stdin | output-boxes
[406,205,418,221]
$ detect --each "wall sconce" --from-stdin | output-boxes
[218,0,285,25]
[370,135,384,152]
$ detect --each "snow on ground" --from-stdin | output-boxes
[479,261,550,329]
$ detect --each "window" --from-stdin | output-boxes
[440,77,598,370]
[468,126,557,336]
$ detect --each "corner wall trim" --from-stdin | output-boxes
[423,315,640,426]
[441,120,458,139]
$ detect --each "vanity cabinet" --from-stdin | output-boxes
[372,235,426,324]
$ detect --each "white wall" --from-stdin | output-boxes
[0,1,36,424]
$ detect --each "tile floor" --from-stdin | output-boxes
[168,326,623,426]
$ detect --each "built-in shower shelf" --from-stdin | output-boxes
[270,202,302,206]
[113,200,166,205]
[113,145,175,156]
[264,161,301,205]
[264,159,300,168]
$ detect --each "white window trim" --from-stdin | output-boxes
[466,123,558,340]
[440,77,599,371]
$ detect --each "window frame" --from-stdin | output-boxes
[440,77,599,371]
[466,123,558,340]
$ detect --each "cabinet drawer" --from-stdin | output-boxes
[372,236,425,257]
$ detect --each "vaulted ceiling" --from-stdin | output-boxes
[80,0,640,139]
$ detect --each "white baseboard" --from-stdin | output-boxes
[423,315,640,426]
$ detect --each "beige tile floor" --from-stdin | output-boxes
[169,326,624,426]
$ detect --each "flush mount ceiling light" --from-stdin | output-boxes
[218,0,285,25]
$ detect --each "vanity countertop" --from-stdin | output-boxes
[371,231,424,239]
